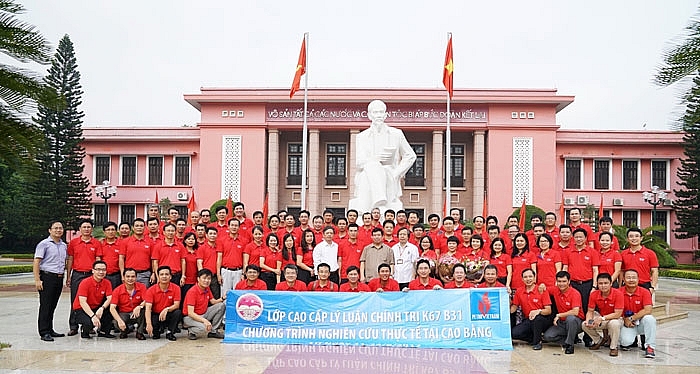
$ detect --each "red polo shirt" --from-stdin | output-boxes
[260,246,281,272]
[588,288,624,316]
[120,236,153,271]
[110,282,147,313]
[338,240,364,278]
[408,277,443,290]
[511,252,537,291]
[197,242,220,273]
[339,282,371,292]
[620,247,659,284]
[101,239,121,274]
[357,226,375,248]
[536,249,562,287]
[444,280,475,289]
[275,280,307,291]
[570,223,594,243]
[209,222,229,238]
[477,281,506,288]
[554,240,574,253]
[183,285,213,316]
[594,232,620,252]
[154,240,185,273]
[367,278,400,292]
[512,287,551,316]
[598,249,622,278]
[307,280,338,292]
[244,241,263,267]
[623,286,653,314]
[418,249,438,262]
[235,278,267,290]
[548,286,585,321]
[220,235,248,269]
[183,249,198,285]
[73,276,112,310]
[490,253,512,278]
[564,247,600,282]
[68,237,103,272]
[144,283,181,313]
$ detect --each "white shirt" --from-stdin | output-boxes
[313,240,339,272]
[391,242,419,283]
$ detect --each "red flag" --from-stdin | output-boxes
[262,192,269,224]
[518,195,526,232]
[482,193,488,218]
[442,196,447,219]
[154,190,159,204]
[442,34,454,99]
[598,194,604,220]
[559,196,566,225]
[186,190,196,226]
[289,37,306,98]
[225,192,233,222]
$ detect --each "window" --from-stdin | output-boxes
[652,211,668,240]
[95,156,110,184]
[173,205,188,219]
[325,207,346,220]
[622,210,638,228]
[147,156,163,185]
[287,144,303,185]
[326,144,346,186]
[447,144,465,188]
[121,156,136,185]
[120,204,136,224]
[174,156,190,185]
[94,204,107,227]
[407,209,425,224]
[622,160,638,190]
[651,160,667,189]
[594,159,610,190]
[405,144,425,187]
[565,160,581,189]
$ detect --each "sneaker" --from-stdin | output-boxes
[532,343,542,350]
[188,333,197,340]
[645,346,655,358]
[207,331,224,339]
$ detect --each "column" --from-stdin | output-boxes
[431,130,444,215]
[472,130,485,218]
[267,129,279,214]
[308,129,320,215]
[348,129,359,198]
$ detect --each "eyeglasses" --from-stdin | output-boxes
[201,214,210,217]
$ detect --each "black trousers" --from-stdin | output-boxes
[260,272,278,290]
[511,314,553,345]
[68,271,91,330]
[73,307,113,334]
[105,272,122,290]
[37,271,64,336]
[330,270,340,286]
[570,279,593,315]
[148,310,182,334]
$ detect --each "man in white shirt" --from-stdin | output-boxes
[391,227,419,289]
[313,226,341,285]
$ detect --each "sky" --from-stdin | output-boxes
[14,0,700,130]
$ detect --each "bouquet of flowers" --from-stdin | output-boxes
[463,259,488,281]
[437,256,460,283]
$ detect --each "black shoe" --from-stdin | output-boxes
[41,334,54,342]
[67,329,78,336]
[166,333,177,341]
[532,343,542,350]
[152,333,161,340]
[80,331,92,339]
[119,331,128,339]
[50,331,65,338]
[136,332,146,340]
[98,332,116,339]
[574,336,582,344]
[565,345,575,354]
[174,327,182,333]
[207,331,224,339]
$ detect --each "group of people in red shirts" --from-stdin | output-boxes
[34,203,659,357]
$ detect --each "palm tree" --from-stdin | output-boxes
[0,0,54,170]
[655,8,700,86]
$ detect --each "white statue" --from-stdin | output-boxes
[349,100,416,215]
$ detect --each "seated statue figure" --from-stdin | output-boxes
[349,100,416,216]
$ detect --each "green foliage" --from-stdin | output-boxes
[210,199,231,213]
[659,268,700,280]
[655,9,700,87]
[158,197,172,220]
[0,264,32,274]
[509,205,546,232]
[0,253,33,259]
[29,35,90,231]
[674,73,700,240]
[612,224,678,268]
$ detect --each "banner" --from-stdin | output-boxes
[224,288,512,350]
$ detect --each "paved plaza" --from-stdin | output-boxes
[0,273,699,373]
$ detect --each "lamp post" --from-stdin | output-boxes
[642,185,667,227]
[95,180,117,224]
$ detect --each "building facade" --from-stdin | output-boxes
[81,88,696,262]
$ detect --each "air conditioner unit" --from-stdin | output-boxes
[663,199,674,207]
[612,198,624,206]
[176,192,189,201]
[577,195,589,205]
[564,197,575,206]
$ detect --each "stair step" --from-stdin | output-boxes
[656,312,688,324]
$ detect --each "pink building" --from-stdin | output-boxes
[81,88,696,263]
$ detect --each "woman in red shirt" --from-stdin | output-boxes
[296,229,316,284]
[259,233,282,290]
[489,238,513,290]
[243,226,265,269]
[281,233,297,268]
[181,232,199,301]
[598,232,622,287]
[534,233,561,288]
[510,233,536,293]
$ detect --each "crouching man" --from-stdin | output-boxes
[109,268,147,340]
[183,269,225,340]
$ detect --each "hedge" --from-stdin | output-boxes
[660,269,700,281]
[0,253,34,259]
[0,265,33,275]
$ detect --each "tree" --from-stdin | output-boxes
[655,8,700,87]
[29,34,90,231]
[612,225,677,268]
[674,73,700,241]
[0,1,55,170]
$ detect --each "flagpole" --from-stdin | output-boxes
[300,32,309,211]
[445,32,452,217]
